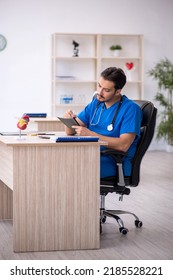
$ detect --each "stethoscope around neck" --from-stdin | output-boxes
[90,94,123,131]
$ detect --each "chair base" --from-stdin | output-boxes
[100,209,143,235]
[100,194,143,235]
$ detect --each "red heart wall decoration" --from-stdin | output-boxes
[125,62,134,70]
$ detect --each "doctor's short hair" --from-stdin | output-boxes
[101,67,126,90]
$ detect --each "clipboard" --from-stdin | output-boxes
[57,117,80,133]
[0,132,27,136]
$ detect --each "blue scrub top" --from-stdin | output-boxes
[77,95,142,178]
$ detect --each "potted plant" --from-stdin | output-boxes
[109,44,122,57]
[148,57,173,148]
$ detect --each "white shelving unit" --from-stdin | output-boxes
[51,33,143,117]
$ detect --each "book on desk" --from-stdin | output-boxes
[45,135,100,142]
[24,113,47,118]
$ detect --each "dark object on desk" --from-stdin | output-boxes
[57,116,79,134]
[100,100,157,235]
[52,136,99,142]
[38,133,55,135]
[38,135,51,139]
[24,113,47,118]
[37,133,55,139]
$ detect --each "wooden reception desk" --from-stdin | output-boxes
[0,134,102,252]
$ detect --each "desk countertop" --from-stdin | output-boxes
[29,117,60,122]
[0,134,106,147]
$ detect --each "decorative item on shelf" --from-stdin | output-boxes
[125,62,135,81]
[60,94,73,104]
[17,114,30,140]
[56,75,76,80]
[148,57,173,148]
[77,94,85,104]
[72,40,79,57]
[109,44,122,57]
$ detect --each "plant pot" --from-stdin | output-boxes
[112,50,120,57]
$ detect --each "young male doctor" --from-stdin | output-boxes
[64,67,142,178]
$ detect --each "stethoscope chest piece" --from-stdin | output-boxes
[107,124,113,131]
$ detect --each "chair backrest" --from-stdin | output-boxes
[130,100,157,187]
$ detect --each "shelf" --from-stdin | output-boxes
[54,80,97,83]
[101,57,142,60]
[51,33,143,117]
[55,104,86,107]
[54,57,97,60]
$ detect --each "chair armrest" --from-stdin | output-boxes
[101,149,128,188]
[101,149,127,163]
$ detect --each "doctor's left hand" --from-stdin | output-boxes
[72,125,93,136]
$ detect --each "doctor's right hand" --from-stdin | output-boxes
[64,110,76,119]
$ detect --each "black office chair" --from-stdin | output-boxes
[100,100,157,234]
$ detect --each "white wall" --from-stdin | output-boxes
[0,0,173,149]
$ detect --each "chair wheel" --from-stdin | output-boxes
[101,215,107,223]
[135,220,143,228]
[119,227,128,235]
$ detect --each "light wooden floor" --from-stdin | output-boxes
[0,151,173,260]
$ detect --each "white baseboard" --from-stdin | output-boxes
[148,142,173,152]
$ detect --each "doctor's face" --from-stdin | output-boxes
[96,77,120,103]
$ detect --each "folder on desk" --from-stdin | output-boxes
[51,136,99,142]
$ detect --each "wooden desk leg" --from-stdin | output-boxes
[0,180,13,220]
[13,145,100,252]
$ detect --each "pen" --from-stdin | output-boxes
[38,135,51,139]
[71,111,80,126]
[73,117,80,125]
[29,133,55,136]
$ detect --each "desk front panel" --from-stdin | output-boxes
[36,121,64,131]
[0,142,13,220]
[0,142,13,189]
[13,143,100,252]
[0,181,13,220]
[28,118,64,132]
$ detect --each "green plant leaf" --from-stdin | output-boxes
[148,57,173,144]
